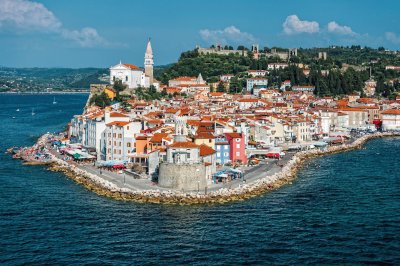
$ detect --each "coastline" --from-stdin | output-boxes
[0,91,90,94]
[36,132,400,205]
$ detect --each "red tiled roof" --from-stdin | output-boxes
[106,121,130,127]
[150,133,169,143]
[225,132,242,138]
[381,109,400,115]
[168,141,199,148]
[194,132,215,139]
[110,112,128,118]
[199,144,216,156]
[123,63,141,70]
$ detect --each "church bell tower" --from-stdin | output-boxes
[144,38,154,85]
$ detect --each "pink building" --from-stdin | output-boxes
[225,133,247,164]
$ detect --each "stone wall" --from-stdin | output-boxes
[158,163,207,191]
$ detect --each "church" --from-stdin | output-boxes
[109,39,158,89]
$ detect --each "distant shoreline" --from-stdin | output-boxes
[0,91,90,95]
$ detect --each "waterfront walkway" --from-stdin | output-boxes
[46,141,294,194]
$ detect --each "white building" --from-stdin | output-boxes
[109,39,154,89]
[381,109,400,131]
[102,111,142,161]
[267,63,288,70]
[85,114,106,161]
[246,78,268,92]
[337,112,349,129]
[220,74,234,82]
[247,70,268,77]
[110,63,148,89]
[104,121,135,161]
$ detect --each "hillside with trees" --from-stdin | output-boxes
[155,45,400,98]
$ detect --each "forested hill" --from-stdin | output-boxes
[155,46,400,98]
[0,67,109,92]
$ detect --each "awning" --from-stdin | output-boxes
[312,141,328,147]
[112,164,126,169]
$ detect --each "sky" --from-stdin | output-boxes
[0,0,399,68]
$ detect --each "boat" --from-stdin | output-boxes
[53,97,57,104]
[16,108,20,112]
[31,108,35,116]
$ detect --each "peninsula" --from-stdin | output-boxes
[9,40,400,204]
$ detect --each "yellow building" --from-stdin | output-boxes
[104,87,117,100]
[193,132,215,150]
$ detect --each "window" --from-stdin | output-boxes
[224,146,229,150]
[113,76,115,81]
[119,150,121,154]
[127,126,129,130]
[236,144,240,148]
[113,133,116,138]
[108,141,111,145]
[209,139,212,143]
[236,138,240,142]
[118,134,122,138]
[114,141,116,146]
[217,146,220,150]
[108,133,111,137]
[125,76,128,81]
[127,143,131,148]
[236,152,240,156]
[224,152,229,157]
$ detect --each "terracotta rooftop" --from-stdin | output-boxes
[168,141,199,149]
[199,144,216,156]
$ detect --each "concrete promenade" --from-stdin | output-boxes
[46,140,293,194]
[35,132,400,204]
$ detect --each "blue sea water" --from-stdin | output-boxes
[0,94,399,265]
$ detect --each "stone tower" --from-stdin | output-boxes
[144,38,154,85]
[174,116,188,142]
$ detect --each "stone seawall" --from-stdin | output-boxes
[43,132,400,205]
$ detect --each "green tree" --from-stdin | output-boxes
[217,81,225,92]
[90,92,111,108]
[113,80,126,93]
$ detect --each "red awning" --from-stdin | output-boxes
[112,164,126,169]
[266,153,280,158]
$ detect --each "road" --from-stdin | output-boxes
[47,141,295,194]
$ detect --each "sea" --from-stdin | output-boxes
[0,94,399,265]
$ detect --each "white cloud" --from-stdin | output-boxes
[0,0,110,47]
[200,26,256,44]
[327,21,356,35]
[0,0,61,31]
[61,28,108,48]
[385,32,400,44]
[283,15,319,35]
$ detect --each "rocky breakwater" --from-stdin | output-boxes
[42,132,400,205]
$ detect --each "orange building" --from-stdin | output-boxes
[134,135,151,154]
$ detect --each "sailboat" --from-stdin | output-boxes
[53,97,57,104]
[31,108,35,116]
